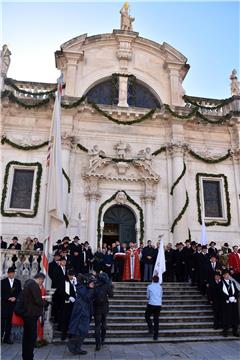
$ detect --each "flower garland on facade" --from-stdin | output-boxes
[4,78,57,96]
[183,95,234,110]
[170,191,189,233]
[97,190,144,246]
[152,146,167,156]
[62,169,71,193]
[170,161,186,195]
[63,214,69,228]
[1,161,42,218]
[1,90,53,109]
[196,173,231,227]
[189,149,231,163]
[1,135,49,150]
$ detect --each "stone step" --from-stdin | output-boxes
[53,335,237,344]
[107,316,214,323]
[110,304,211,311]
[109,299,209,305]
[114,290,200,295]
[112,294,205,299]
[89,322,214,330]
[113,283,198,289]
[109,309,213,316]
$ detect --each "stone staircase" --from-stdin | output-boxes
[53,281,236,343]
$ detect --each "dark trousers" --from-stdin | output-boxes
[144,264,153,282]
[212,302,222,328]
[145,304,161,338]
[94,313,107,346]
[1,316,12,341]
[67,336,84,355]
[22,316,38,360]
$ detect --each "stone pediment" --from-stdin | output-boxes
[83,158,160,183]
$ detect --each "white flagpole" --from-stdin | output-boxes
[200,207,207,246]
[153,234,166,284]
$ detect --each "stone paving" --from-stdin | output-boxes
[1,341,240,360]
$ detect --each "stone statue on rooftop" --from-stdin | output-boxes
[0,44,11,78]
[120,2,135,31]
[230,69,240,96]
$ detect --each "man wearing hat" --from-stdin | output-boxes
[207,271,223,330]
[69,236,82,275]
[208,241,218,259]
[8,236,21,250]
[1,267,22,343]
[220,269,239,337]
[48,251,61,288]
[0,236,7,249]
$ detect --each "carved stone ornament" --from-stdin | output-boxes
[115,191,127,204]
[230,69,240,96]
[10,135,48,147]
[88,145,106,169]
[115,161,130,175]
[166,142,189,155]
[114,141,131,159]
[120,2,135,31]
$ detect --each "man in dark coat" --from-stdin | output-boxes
[93,272,114,350]
[22,273,45,360]
[48,251,61,288]
[173,242,185,282]
[33,237,43,251]
[182,240,193,282]
[58,269,76,340]
[113,241,125,281]
[1,236,7,249]
[1,267,21,343]
[208,241,218,259]
[8,236,21,250]
[69,236,82,275]
[207,271,223,329]
[164,243,175,282]
[142,240,155,282]
[68,274,95,355]
[220,269,239,337]
[52,256,68,326]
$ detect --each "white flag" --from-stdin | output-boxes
[45,77,64,236]
[200,211,207,246]
[153,237,166,284]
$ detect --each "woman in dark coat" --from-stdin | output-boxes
[67,274,95,355]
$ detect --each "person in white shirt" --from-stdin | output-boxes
[145,275,163,340]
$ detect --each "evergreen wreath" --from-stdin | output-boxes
[189,149,231,163]
[63,214,69,228]
[196,173,231,227]
[170,161,186,195]
[4,78,57,96]
[183,95,234,110]
[1,135,49,151]
[62,169,71,193]
[97,190,144,246]
[1,161,42,218]
[170,191,189,233]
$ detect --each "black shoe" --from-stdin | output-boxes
[222,331,228,337]
[101,338,105,346]
[95,345,101,351]
[153,336,158,341]
[61,334,67,341]
[77,349,87,355]
[3,339,13,344]
[233,333,239,337]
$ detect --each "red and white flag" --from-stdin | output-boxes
[153,235,166,284]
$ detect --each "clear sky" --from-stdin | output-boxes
[1,1,239,99]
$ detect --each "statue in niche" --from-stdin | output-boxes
[114,141,130,159]
[230,69,240,96]
[88,145,105,168]
[120,2,135,31]
[137,147,153,164]
[0,44,11,78]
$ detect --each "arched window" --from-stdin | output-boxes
[85,76,161,108]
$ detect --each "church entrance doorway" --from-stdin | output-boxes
[102,205,136,248]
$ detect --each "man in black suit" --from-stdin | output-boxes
[48,251,61,288]
[207,271,223,329]
[113,240,125,281]
[69,236,82,274]
[33,237,43,251]
[1,267,22,343]
[8,236,21,250]
[22,273,45,360]
[0,236,7,249]
[142,240,156,282]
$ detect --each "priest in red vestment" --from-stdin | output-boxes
[122,243,141,281]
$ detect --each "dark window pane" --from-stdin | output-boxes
[203,180,223,218]
[10,169,34,209]
[86,79,118,105]
[128,80,160,109]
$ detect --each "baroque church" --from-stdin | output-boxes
[1,4,240,250]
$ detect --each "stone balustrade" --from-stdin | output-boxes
[185,95,240,116]
[1,249,44,283]
[4,80,57,99]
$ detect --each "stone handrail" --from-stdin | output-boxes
[185,95,240,116]
[4,79,57,99]
[1,249,44,284]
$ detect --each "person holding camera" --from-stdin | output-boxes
[67,274,95,355]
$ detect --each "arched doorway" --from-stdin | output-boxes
[103,205,136,248]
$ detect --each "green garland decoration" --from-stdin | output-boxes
[152,146,167,156]
[1,90,52,109]
[196,173,231,227]
[62,169,71,193]
[183,95,234,110]
[63,214,69,228]
[188,228,191,241]
[77,143,88,152]
[4,78,57,96]
[61,95,86,109]
[1,161,42,218]
[170,191,189,233]
[97,190,144,246]
[189,149,231,163]
[1,135,49,151]
[170,161,186,195]
[90,102,156,125]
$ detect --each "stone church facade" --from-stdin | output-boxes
[1,6,240,250]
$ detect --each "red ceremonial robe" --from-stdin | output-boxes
[122,249,141,281]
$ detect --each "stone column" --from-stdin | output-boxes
[167,64,185,107]
[85,179,101,250]
[141,186,155,244]
[61,135,73,221]
[118,76,129,107]
[65,53,83,96]
[169,143,188,245]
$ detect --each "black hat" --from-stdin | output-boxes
[74,236,80,240]
[60,256,67,261]
[222,269,230,275]
[54,251,60,257]
[185,240,191,243]
[210,241,216,246]
[214,271,221,276]
[56,239,62,244]
[197,243,202,248]
[223,243,229,247]
[7,267,15,273]
[62,237,70,243]
[202,245,207,250]
[191,241,197,246]
[67,269,75,276]
[12,236,18,241]
[179,242,184,246]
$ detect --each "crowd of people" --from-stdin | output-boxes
[1,235,240,358]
